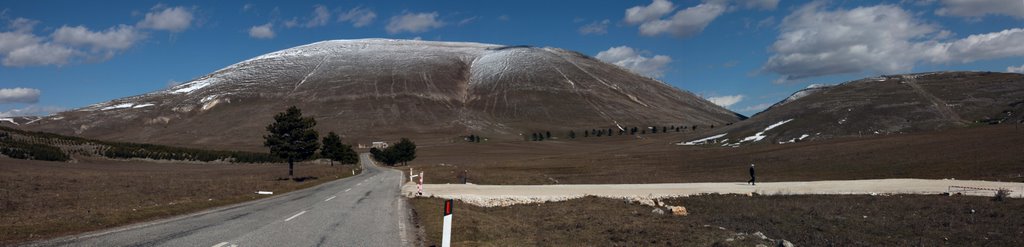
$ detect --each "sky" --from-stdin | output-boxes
[1,0,1022,117]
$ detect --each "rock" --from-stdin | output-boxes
[777,239,795,247]
[668,206,689,216]
[753,231,769,240]
[651,208,665,215]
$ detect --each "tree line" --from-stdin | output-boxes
[525,124,727,141]
[369,138,416,166]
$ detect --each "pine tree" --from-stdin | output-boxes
[393,138,417,166]
[264,106,320,177]
[321,132,344,166]
[569,130,576,139]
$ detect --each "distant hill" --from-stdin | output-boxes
[680,71,1024,146]
[5,39,741,151]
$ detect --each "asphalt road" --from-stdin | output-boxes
[29,153,410,247]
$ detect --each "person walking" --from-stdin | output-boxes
[747,164,756,186]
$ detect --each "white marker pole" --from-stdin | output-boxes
[442,199,453,247]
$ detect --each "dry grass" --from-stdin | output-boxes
[411,124,1024,185]
[411,195,1024,246]
[0,157,358,246]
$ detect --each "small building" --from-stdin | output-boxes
[372,141,389,149]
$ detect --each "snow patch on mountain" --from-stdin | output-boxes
[740,119,794,143]
[678,133,728,146]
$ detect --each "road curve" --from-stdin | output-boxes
[408,179,1024,207]
[27,153,410,247]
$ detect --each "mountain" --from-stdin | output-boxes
[680,71,1024,146]
[9,39,741,151]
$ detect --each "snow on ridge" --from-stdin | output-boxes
[134,103,155,109]
[678,133,728,146]
[739,119,794,143]
[0,118,18,125]
[100,103,135,111]
[170,76,219,94]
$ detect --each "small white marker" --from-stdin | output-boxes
[345,188,351,192]
[212,242,229,247]
[285,211,306,221]
[325,196,336,202]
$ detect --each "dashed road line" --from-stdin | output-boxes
[285,211,306,222]
[212,242,229,247]
[345,188,351,192]
[325,196,336,202]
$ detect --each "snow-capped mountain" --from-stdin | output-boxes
[15,39,742,150]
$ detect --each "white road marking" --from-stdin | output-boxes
[345,188,351,192]
[212,242,229,247]
[357,182,362,186]
[285,211,306,222]
[325,196,336,202]
[229,245,237,247]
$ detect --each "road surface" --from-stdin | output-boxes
[29,153,410,247]
[406,179,1024,207]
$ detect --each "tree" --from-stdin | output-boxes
[393,138,417,166]
[370,147,399,166]
[569,130,576,139]
[321,132,343,166]
[264,106,320,177]
[584,131,588,138]
[545,131,551,139]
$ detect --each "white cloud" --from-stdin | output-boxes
[1009,64,1024,73]
[249,23,275,39]
[707,95,744,108]
[0,87,41,103]
[579,19,610,35]
[0,104,65,117]
[283,19,299,28]
[338,7,377,28]
[386,12,445,34]
[304,5,331,28]
[625,0,676,25]
[497,15,510,21]
[52,25,143,51]
[8,17,38,33]
[936,0,1024,19]
[457,16,477,27]
[638,3,726,37]
[137,6,194,32]
[595,46,673,78]
[763,2,1024,81]
[3,43,75,67]
[738,102,773,114]
[0,31,40,54]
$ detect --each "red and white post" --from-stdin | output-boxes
[442,199,453,247]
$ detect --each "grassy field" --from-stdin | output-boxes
[411,124,1024,185]
[411,195,1024,246]
[0,157,358,246]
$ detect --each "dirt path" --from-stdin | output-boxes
[903,76,967,124]
[403,179,1024,207]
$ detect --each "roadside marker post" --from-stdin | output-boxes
[442,199,453,247]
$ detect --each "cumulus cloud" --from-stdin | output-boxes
[624,0,729,37]
[625,0,676,25]
[640,3,726,37]
[0,87,41,103]
[338,7,376,28]
[579,19,610,35]
[762,2,1024,81]
[595,46,673,78]
[249,23,275,39]
[707,95,744,108]
[3,43,75,67]
[52,25,143,51]
[137,6,194,32]
[936,0,1024,19]
[0,5,192,67]
[1009,64,1024,73]
[386,12,444,34]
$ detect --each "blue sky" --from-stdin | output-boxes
[1,0,1022,117]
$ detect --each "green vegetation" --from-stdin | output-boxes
[264,106,321,177]
[370,138,417,166]
[320,131,358,166]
